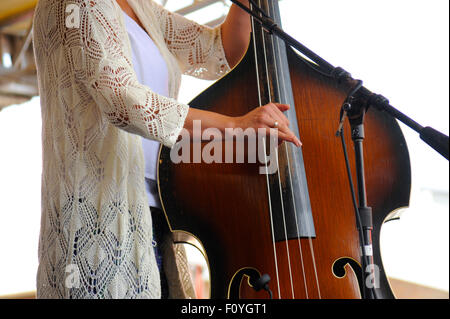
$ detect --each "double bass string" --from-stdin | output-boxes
[266,29,298,300]
[250,8,282,299]
[265,0,309,298]
[257,0,293,299]
[258,0,297,299]
[266,0,322,299]
[270,33,309,299]
[253,0,297,299]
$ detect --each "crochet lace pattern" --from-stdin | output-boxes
[32,0,229,298]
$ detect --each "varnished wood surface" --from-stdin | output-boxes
[158,37,410,299]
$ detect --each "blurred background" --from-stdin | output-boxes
[0,0,448,299]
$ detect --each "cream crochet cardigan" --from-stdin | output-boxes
[32,0,230,298]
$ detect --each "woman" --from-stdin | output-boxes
[32,0,301,298]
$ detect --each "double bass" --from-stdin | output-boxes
[157,0,411,299]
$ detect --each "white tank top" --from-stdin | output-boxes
[124,12,169,208]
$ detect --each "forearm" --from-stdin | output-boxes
[182,104,302,147]
[221,1,252,68]
[183,107,235,139]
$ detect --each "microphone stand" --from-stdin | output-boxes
[230,0,449,161]
[229,0,449,300]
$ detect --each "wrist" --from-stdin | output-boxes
[222,115,238,133]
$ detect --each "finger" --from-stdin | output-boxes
[260,115,295,142]
[265,106,288,128]
[280,128,302,147]
[260,104,289,129]
[276,130,302,147]
[272,103,290,112]
[269,104,290,127]
[267,104,289,126]
[266,126,301,147]
[259,113,300,145]
[272,121,301,146]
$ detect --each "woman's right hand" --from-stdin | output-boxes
[183,103,301,147]
[234,103,302,147]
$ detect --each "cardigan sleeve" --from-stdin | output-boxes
[150,1,231,80]
[69,0,189,148]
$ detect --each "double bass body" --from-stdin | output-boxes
[157,0,410,299]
